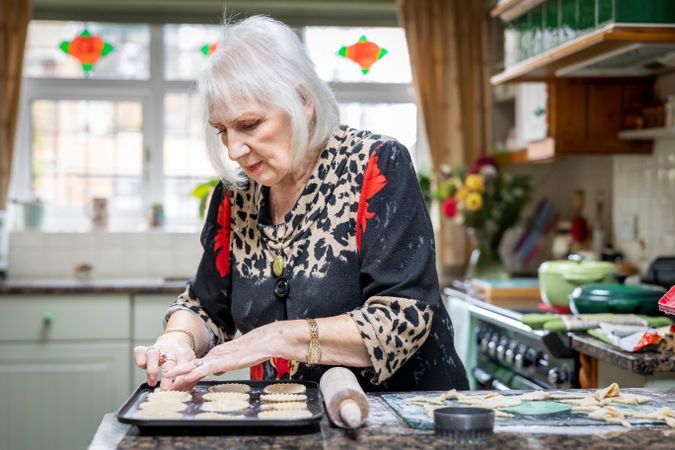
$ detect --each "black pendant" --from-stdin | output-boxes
[274,277,290,299]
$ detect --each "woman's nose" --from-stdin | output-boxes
[227,143,251,161]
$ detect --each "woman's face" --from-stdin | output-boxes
[210,104,293,187]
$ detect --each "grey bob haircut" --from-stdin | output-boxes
[197,15,340,186]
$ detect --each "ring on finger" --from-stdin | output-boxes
[159,354,177,366]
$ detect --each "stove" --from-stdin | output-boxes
[445,287,579,391]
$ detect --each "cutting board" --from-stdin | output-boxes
[380,389,674,430]
[471,278,541,308]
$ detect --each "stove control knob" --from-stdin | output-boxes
[487,340,497,357]
[496,344,506,362]
[505,348,515,365]
[547,367,568,386]
[480,337,488,352]
[514,348,534,370]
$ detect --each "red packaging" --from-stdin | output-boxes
[658,286,675,315]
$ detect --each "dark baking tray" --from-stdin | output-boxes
[116,380,323,429]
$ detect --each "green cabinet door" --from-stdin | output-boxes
[0,342,130,450]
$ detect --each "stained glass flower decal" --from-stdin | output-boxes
[200,42,218,56]
[59,29,114,73]
[338,35,388,74]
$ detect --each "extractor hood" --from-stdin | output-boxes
[556,42,675,77]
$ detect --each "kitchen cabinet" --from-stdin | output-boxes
[491,0,675,84]
[493,77,653,161]
[0,294,130,450]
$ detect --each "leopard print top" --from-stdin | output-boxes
[165,125,468,391]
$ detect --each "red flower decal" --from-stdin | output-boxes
[356,148,387,253]
[250,363,264,381]
[214,192,231,277]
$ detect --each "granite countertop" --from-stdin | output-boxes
[0,278,189,295]
[571,332,675,375]
[89,390,675,450]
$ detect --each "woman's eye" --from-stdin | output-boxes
[241,121,259,130]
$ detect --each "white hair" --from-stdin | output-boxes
[198,15,340,187]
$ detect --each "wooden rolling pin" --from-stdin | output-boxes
[319,367,369,428]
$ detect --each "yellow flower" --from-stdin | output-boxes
[466,174,485,192]
[455,186,468,201]
[465,192,483,212]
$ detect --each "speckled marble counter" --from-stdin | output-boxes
[0,278,188,295]
[89,390,675,450]
[571,333,675,375]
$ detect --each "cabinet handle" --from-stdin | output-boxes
[42,312,54,325]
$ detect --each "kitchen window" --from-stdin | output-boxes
[15,21,424,231]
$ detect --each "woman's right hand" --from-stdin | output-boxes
[132,333,196,391]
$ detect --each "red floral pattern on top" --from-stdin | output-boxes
[250,363,264,381]
[214,192,231,277]
[356,147,387,253]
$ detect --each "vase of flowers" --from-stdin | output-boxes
[436,156,532,280]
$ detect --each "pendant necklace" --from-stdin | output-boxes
[271,198,291,300]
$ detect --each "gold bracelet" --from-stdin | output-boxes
[163,328,196,353]
[306,318,321,366]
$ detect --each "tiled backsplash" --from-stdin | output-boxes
[8,231,202,279]
[613,139,675,273]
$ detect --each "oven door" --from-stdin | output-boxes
[473,356,550,391]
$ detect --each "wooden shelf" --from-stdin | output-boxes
[490,0,545,22]
[618,127,675,140]
[491,25,675,85]
[492,149,554,165]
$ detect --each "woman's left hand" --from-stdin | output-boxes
[163,324,274,389]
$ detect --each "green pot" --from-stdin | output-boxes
[538,260,616,307]
[569,283,667,315]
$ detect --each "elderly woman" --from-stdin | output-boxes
[133,16,468,392]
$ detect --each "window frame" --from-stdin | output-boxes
[14,22,425,231]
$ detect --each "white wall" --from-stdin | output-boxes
[8,231,201,279]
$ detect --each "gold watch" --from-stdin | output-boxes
[306,318,321,366]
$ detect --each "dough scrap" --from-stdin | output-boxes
[260,393,308,403]
[516,391,550,401]
[200,399,250,412]
[147,390,192,402]
[593,383,620,402]
[138,401,187,412]
[407,396,445,406]
[202,392,249,402]
[588,407,631,428]
[458,394,523,409]
[258,409,313,420]
[628,407,675,428]
[208,383,251,394]
[194,412,247,420]
[607,393,652,405]
[259,402,309,411]
[263,383,307,394]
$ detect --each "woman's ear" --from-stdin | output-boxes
[297,86,315,121]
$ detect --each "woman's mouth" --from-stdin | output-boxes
[247,161,263,173]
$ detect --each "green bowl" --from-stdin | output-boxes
[569,283,666,315]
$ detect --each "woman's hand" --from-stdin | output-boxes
[164,324,274,387]
[132,333,196,391]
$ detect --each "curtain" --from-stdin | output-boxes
[0,0,32,209]
[397,0,491,269]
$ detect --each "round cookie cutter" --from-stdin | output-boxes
[433,407,495,443]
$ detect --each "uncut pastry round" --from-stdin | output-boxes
[260,393,308,403]
[200,399,250,413]
[258,410,313,420]
[138,401,187,412]
[208,383,251,394]
[260,402,309,411]
[147,390,192,402]
[194,412,247,420]
[134,410,183,419]
[202,392,250,402]
[263,383,307,395]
